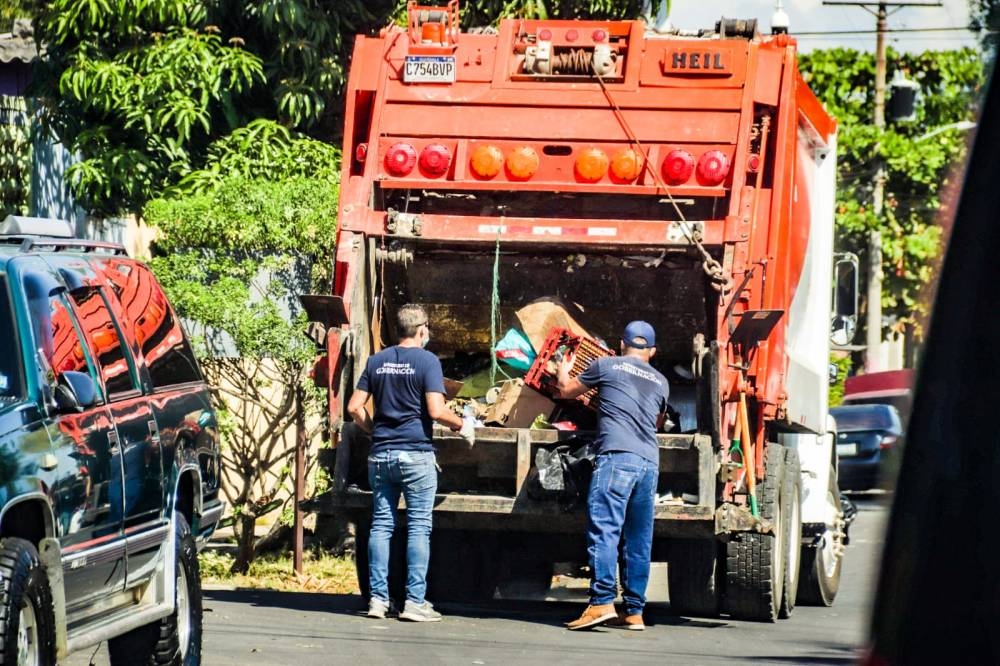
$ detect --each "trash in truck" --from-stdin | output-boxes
[524,328,615,408]
[484,378,556,428]
[515,297,593,354]
[493,328,536,371]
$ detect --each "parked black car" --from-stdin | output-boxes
[0,216,222,664]
[830,404,903,491]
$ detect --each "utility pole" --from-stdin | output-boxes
[822,1,940,371]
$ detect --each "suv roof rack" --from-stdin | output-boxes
[6,237,128,255]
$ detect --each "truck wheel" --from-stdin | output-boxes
[667,538,722,617]
[725,442,786,622]
[428,530,498,602]
[779,447,802,619]
[0,538,56,666]
[109,512,202,665]
[797,466,843,606]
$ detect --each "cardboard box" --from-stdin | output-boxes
[515,297,592,353]
[485,378,556,429]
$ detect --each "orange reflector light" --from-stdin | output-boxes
[421,21,444,44]
[506,146,540,180]
[575,148,609,182]
[470,144,504,179]
[419,143,452,177]
[662,150,695,185]
[385,142,417,176]
[610,148,644,182]
[697,150,730,186]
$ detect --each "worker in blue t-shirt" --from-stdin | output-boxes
[347,304,474,623]
[556,320,670,632]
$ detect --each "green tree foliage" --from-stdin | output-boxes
[799,48,985,326]
[145,123,339,571]
[32,0,264,216]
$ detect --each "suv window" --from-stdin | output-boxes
[102,260,202,388]
[69,288,137,397]
[0,276,25,400]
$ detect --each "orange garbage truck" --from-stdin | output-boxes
[304,1,845,621]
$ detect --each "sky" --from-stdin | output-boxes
[666,0,980,52]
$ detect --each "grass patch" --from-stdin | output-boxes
[199,549,359,594]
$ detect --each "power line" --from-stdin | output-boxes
[794,25,981,36]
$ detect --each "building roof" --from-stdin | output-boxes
[0,19,39,64]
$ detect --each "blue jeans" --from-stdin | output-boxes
[368,449,437,604]
[587,451,658,614]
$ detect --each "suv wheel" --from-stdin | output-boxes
[109,512,203,665]
[0,538,56,665]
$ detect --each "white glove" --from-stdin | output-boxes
[459,415,476,447]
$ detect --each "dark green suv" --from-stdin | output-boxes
[0,216,222,664]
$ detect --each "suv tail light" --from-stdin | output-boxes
[385,142,417,176]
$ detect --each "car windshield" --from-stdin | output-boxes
[831,405,901,431]
[0,275,25,401]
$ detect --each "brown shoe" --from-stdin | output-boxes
[606,609,645,631]
[565,604,618,631]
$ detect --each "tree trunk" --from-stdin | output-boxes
[231,513,257,574]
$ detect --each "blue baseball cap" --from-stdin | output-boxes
[623,320,656,349]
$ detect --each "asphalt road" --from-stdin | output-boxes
[66,494,888,666]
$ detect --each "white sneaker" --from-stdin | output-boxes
[367,597,395,619]
[399,600,442,622]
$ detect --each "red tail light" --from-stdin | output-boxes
[697,150,730,186]
[592,29,608,42]
[419,143,452,177]
[879,435,898,450]
[385,142,417,176]
[662,150,695,185]
[538,28,552,41]
[565,29,579,42]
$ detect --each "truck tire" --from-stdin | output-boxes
[0,538,56,666]
[779,447,802,619]
[724,442,786,622]
[797,466,843,606]
[667,538,722,617]
[109,512,202,665]
[428,530,498,602]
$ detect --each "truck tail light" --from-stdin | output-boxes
[565,29,579,42]
[610,148,643,182]
[575,148,609,182]
[879,435,898,450]
[418,143,452,177]
[355,143,368,163]
[697,150,730,186]
[538,28,552,41]
[385,142,417,176]
[592,29,608,42]
[662,149,695,185]
[506,146,540,180]
[470,144,504,178]
[747,153,761,172]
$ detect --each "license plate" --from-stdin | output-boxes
[404,56,456,83]
[837,443,859,457]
